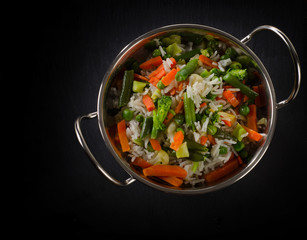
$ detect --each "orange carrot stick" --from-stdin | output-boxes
[117,120,130,152]
[158,176,183,187]
[170,130,184,151]
[199,54,219,69]
[242,125,263,142]
[161,68,177,86]
[142,95,155,112]
[208,134,216,145]
[223,90,240,107]
[148,64,165,79]
[149,76,160,87]
[139,56,163,70]
[143,165,187,178]
[149,138,162,151]
[131,157,152,168]
[134,73,149,81]
[175,100,184,113]
[247,104,257,132]
[204,158,239,183]
[200,136,208,146]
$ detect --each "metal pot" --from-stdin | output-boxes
[75,24,301,194]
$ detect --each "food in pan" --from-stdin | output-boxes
[112,32,267,187]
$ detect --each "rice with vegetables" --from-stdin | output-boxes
[111,32,267,187]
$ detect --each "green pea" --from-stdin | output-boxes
[207,124,217,135]
[122,109,134,121]
[136,114,144,123]
[163,53,171,60]
[239,105,250,116]
[174,114,185,125]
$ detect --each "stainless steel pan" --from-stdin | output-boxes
[75,24,301,194]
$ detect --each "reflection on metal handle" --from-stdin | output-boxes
[74,112,135,186]
[241,25,301,109]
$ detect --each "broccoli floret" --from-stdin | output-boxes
[151,95,172,139]
[228,69,247,81]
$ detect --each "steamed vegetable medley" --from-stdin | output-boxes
[114,32,267,187]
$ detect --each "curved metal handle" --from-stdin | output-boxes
[241,25,301,109]
[74,112,135,186]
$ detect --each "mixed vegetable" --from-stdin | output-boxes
[111,31,267,187]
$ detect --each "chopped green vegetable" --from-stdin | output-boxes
[219,146,228,155]
[200,69,210,78]
[133,80,147,93]
[183,92,196,131]
[185,138,208,152]
[151,95,172,139]
[140,116,153,139]
[174,114,185,126]
[228,69,247,81]
[156,80,165,89]
[229,61,242,69]
[133,138,144,147]
[152,48,161,57]
[174,48,201,62]
[223,72,258,99]
[192,162,199,172]
[233,141,245,152]
[176,58,198,82]
[176,141,189,158]
[166,43,182,57]
[201,47,213,57]
[189,151,205,162]
[153,150,169,165]
[119,70,134,107]
[207,124,217,135]
[232,123,247,141]
[225,47,237,59]
[151,88,162,101]
[162,34,181,46]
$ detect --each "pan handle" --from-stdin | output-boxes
[241,25,301,109]
[74,112,135,186]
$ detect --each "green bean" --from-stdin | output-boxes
[225,47,237,59]
[140,117,153,139]
[185,138,208,152]
[174,48,201,62]
[119,70,134,107]
[183,92,196,131]
[175,59,198,82]
[189,151,206,162]
[223,72,258,99]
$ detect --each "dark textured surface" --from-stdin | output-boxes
[30,0,306,236]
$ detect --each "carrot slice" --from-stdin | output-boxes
[149,76,160,87]
[247,104,258,132]
[134,73,149,81]
[148,64,165,79]
[170,130,184,151]
[199,54,219,69]
[142,95,155,112]
[208,134,216,145]
[200,136,208,146]
[223,90,240,107]
[131,157,152,168]
[143,165,187,178]
[140,56,163,70]
[204,158,239,183]
[161,68,177,86]
[117,120,130,152]
[158,176,183,187]
[149,138,162,151]
[242,125,263,142]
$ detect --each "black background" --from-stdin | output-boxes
[31,0,307,236]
